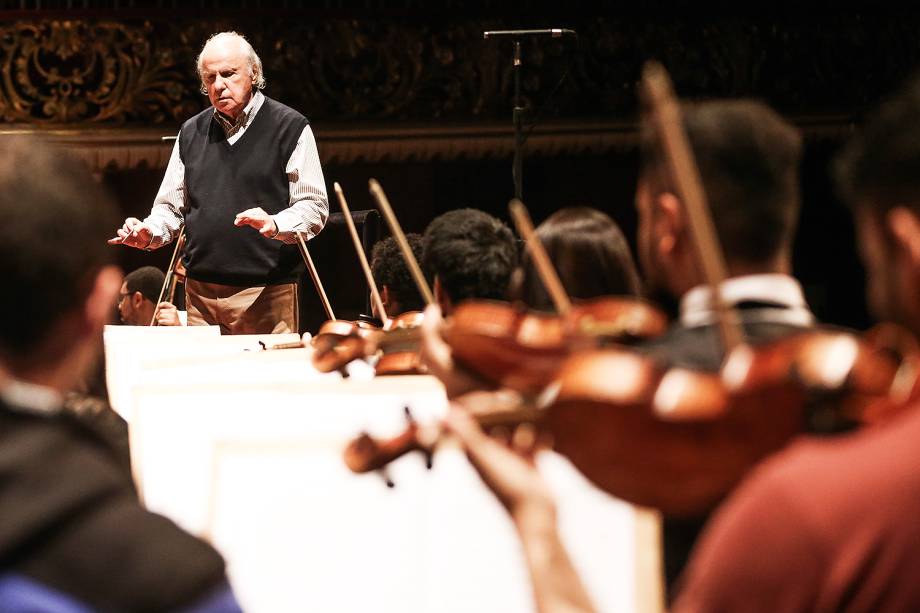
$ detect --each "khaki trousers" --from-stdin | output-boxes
[185,278,298,335]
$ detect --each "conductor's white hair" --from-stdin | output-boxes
[197,31,266,93]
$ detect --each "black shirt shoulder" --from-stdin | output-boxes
[0,405,228,611]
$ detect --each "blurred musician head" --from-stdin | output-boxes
[370,234,426,318]
[511,206,642,311]
[637,100,803,300]
[118,266,166,326]
[422,208,517,316]
[836,80,920,333]
[0,137,122,391]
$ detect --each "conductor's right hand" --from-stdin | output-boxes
[108,218,153,249]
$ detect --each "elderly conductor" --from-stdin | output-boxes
[110,31,328,334]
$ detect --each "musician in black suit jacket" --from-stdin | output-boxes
[633,99,813,599]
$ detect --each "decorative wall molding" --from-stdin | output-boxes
[0,115,855,171]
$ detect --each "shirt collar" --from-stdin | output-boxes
[1,378,63,416]
[213,90,264,135]
[679,273,814,329]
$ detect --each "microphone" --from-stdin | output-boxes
[483,28,577,40]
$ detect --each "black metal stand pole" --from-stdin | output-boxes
[512,40,524,201]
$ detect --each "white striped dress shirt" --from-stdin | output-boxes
[145,90,329,249]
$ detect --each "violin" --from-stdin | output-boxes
[442,296,668,393]
[547,324,919,516]
[376,311,426,376]
[309,182,429,376]
[295,185,392,371]
[345,324,920,515]
[310,311,426,375]
[434,198,668,394]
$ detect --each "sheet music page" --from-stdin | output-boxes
[104,329,301,419]
[103,324,220,418]
[131,375,652,612]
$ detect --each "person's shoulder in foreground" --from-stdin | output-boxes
[0,135,242,612]
[0,401,237,612]
[674,406,920,613]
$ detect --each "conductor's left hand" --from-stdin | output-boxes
[234,207,278,237]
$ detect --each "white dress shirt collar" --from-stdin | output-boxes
[213,90,264,136]
[1,378,63,416]
[679,273,814,329]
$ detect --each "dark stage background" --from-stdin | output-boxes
[2,2,916,333]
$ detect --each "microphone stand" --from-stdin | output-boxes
[512,40,524,201]
[487,28,576,200]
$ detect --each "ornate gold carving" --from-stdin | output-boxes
[0,20,197,123]
[0,14,913,133]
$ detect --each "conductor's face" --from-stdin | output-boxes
[200,38,253,121]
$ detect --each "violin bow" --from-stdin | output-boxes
[149,226,186,327]
[368,179,436,306]
[296,231,337,321]
[335,182,390,326]
[641,61,744,352]
[164,233,186,305]
[508,199,573,316]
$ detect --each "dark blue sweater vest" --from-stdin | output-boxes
[178,96,308,286]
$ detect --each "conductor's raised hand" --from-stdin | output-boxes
[108,218,153,249]
[234,207,278,238]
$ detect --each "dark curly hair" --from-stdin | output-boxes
[124,266,166,305]
[422,208,517,304]
[370,234,426,313]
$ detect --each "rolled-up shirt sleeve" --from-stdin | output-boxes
[144,134,186,250]
[272,124,329,244]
